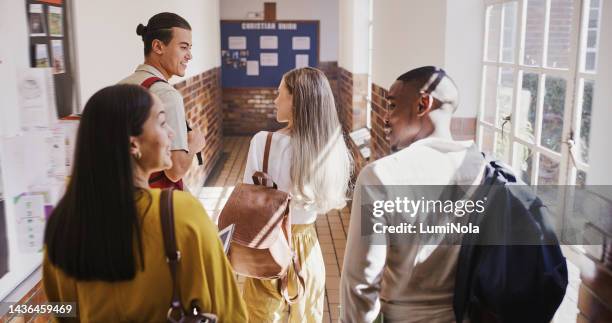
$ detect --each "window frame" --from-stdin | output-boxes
[477,0,599,186]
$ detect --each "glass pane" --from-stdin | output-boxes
[583,0,602,72]
[579,80,594,162]
[538,154,560,184]
[524,0,546,66]
[482,67,499,124]
[495,131,512,164]
[587,30,597,47]
[585,52,596,71]
[486,5,502,61]
[546,0,575,69]
[541,77,566,152]
[480,127,495,156]
[501,2,518,63]
[518,73,538,142]
[497,68,514,128]
[515,143,534,184]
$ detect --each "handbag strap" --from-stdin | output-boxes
[159,188,185,322]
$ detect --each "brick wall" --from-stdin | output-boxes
[370,83,392,161]
[338,67,368,133]
[370,83,477,161]
[174,68,224,194]
[222,62,341,135]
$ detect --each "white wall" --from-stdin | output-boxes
[0,0,30,137]
[444,0,484,117]
[73,0,221,105]
[586,0,612,186]
[371,0,447,89]
[368,0,483,118]
[220,0,338,62]
[338,0,369,74]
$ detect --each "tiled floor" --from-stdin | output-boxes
[198,136,580,323]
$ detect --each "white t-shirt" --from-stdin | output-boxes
[243,131,318,224]
[118,64,189,152]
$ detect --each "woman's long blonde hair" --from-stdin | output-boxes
[283,67,353,213]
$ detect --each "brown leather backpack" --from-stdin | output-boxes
[217,132,305,303]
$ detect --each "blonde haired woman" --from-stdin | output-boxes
[242,67,353,322]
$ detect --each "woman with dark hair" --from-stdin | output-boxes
[43,84,247,322]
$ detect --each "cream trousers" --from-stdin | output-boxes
[243,224,325,323]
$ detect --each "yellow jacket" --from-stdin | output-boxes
[43,189,247,322]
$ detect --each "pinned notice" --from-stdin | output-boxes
[260,53,278,67]
[292,37,310,50]
[260,36,278,49]
[247,61,259,76]
[296,54,309,68]
[228,36,247,50]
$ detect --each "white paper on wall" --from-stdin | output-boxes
[260,53,278,67]
[260,36,278,49]
[14,193,45,253]
[296,54,309,68]
[228,36,247,50]
[47,125,66,181]
[17,68,57,130]
[292,37,310,50]
[247,61,259,76]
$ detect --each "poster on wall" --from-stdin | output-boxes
[260,53,278,67]
[228,36,247,50]
[35,44,50,67]
[296,54,309,68]
[51,39,65,74]
[14,193,46,253]
[48,6,63,37]
[292,36,310,50]
[260,36,278,49]
[247,60,259,76]
[28,4,47,36]
[26,0,77,118]
[18,68,57,129]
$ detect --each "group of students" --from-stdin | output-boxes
[41,12,526,323]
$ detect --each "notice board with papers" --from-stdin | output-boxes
[220,20,319,88]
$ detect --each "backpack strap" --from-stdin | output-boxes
[252,132,275,188]
[141,76,167,89]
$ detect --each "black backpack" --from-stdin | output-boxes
[453,159,568,323]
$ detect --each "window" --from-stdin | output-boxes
[366,0,374,129]
[478,0,602,186]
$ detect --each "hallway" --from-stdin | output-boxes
[197,136,349,322]
[196,137,583,323]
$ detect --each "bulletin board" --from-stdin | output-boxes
[25,0,77,118]
[220,20,319,88]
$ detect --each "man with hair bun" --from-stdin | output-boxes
[120,12,205,191]
[340,66,486,322]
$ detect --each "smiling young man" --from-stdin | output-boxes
[340,66,486,322]
[119,12,205,191]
